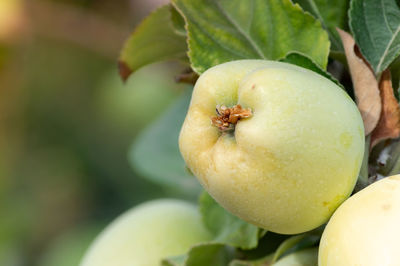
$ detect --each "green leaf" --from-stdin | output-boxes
[272,248,318,266]
[272,234,320,264]
[293,0,349,51]
[271,235,306,263]
[239,233,289,261]
[172,0,330,74]
[186,244,235,266]
[199,192,259,250]
[119,5,188,80]
[171,6,187,36]
[229,254,274,266]
[162,254,187,266]
[280,52,344,89]
[163,243,235,266]
[129,90,202,198]
[349,0,400,74]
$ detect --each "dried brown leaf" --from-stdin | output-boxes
[370,70,400,148]
[337,28,381,135]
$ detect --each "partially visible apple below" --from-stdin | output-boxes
[179,60,365,234]
[79,199,212,266]
[319,175,400,266]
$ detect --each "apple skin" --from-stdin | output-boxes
[179,60,365,234]
[80,199,212,266]
[318,175,400,266]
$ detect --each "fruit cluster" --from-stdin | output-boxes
[80,0,400,264]
[80,60,400,265]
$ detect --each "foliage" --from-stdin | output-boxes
[129,90,202,199]
[199,192,260,250]
[172,0,330,73]
[349,0,400,74]
[119,5,188,80]
[293,0,349,51]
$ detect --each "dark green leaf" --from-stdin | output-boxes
[349,0,400,74]
[235,233,319,265]
[239,232,289,261]
[171,6,187,36]
[163,243,235,266]
[199,192,259,250]
[272,235,306,263]
[119,5,188,80]
[391,57,400,95]
[186,244,235,266]
[129,90,202,198]
[172,0,330,74]
[280,52,344,89]
[162,254,186,266]
[293,0,349,51]
[229,254,274,266]
[272,248,318,266]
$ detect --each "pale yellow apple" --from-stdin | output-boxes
[80,199,212,266]
[179,60,364,234]
[319,175,400,266]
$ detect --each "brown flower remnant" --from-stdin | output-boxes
[211,104,252,131]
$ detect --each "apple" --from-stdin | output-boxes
[179,60,364,234]
[318,175,400,266]
[79,199,212,266]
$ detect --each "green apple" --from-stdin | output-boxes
[319,175,400,266]
[179,60,364,234]
[80,199,212,266]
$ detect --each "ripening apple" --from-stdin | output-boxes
[318,175,400,266]
[80,199,212,266]
[179,60,364,234]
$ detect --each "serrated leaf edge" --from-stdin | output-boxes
[172,0,330,74]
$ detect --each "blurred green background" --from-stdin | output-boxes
[0,0,195,265]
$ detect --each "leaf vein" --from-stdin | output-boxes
[377,25,400,72]
[190,22,250,59]
[381,0,393,34]
[214,0,266,59]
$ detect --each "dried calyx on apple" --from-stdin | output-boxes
[179,59,365,234]
[211,104,252,131]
